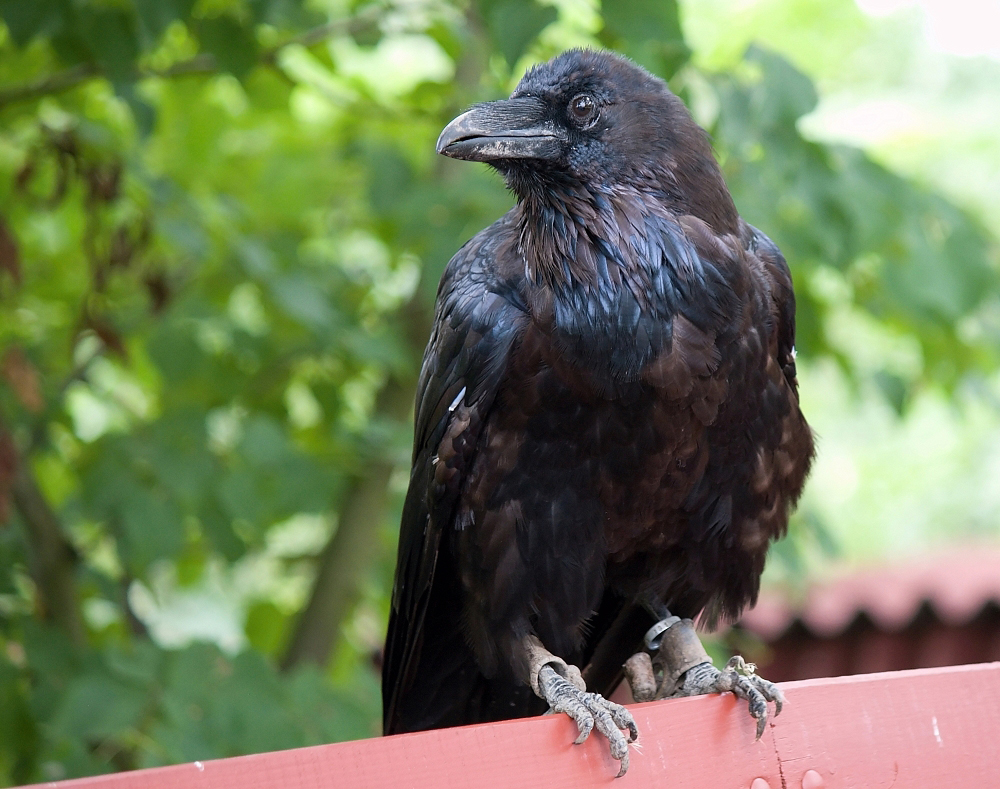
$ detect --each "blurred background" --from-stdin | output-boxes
[0,0,998,783]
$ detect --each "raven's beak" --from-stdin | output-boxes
[436,97,565,162]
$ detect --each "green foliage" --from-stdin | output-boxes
[710,45,998,393]
[600,0,690,79]
[0,0,997,785]
[0,624,374,780]
[480,0,558,67]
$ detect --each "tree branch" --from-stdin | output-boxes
[0,7,383,109]
[280,374,413,672]
[2,418,85,644]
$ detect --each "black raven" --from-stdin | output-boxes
[382,49,813,775]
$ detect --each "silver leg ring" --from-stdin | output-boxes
[643,615,681,651]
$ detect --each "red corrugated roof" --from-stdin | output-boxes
[740,547,1000,641]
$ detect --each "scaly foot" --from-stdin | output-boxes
[524,636,638,777]
[623,617,785,740]
[537,666,638,776]
[669,655,784,740]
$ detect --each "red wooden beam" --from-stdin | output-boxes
[19,662,1000,789]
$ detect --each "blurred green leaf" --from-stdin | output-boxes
[133,0,196,47]
[743,45,818,125]
[78,8,140,84]
[480,0,557,67]
[0,0,58,47]
[245,601,287,655]
[712,47,998,378]
[600,0,690,79]
[195,17,260,80]
[119,488,185,571]
[0,657,38,785]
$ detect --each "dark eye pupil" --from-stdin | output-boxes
[572,95,594,118]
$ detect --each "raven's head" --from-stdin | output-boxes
[437,49,737,233]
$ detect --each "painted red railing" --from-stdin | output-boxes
[19,662,1000,789]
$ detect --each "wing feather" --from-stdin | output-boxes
[382,217,528,733]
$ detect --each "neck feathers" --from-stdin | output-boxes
[518,186,622,286]
[513,158,738,295]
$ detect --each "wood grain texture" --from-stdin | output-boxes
[19,662,1000,789]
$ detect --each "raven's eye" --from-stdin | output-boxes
[569,94,598,126]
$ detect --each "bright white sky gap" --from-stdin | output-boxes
[857,0,1000,59]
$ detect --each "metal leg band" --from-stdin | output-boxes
[652,618,712,696]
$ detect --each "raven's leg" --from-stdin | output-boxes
[623,615,785,740]
[522,635,638,777]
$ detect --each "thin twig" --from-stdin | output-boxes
[0,63,98,107]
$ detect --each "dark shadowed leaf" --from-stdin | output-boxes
[116,82,157,137]
[195,17,260,80]
[743,45,819,126]
[0,0,58,47]
[247,0,321,28]
[78,8,140,83]
[270,275,337,330]
[600,0,690,79]
[0,657,38,785]
[481,0,557,66]
[133,0,197,48]
[199,498,246,560]
[119,488,185,571]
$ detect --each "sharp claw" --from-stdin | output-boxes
[604,697,640,743]
[749,673,784,720]
[536,665,637,776]
[615,751,630,778]
[671,656,784,742]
